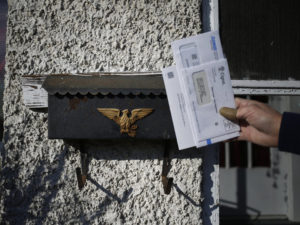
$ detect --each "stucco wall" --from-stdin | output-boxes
[0,0,203,224]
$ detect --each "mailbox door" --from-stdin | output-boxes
[48,94,176,140]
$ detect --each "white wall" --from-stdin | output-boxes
[0,0,205,224]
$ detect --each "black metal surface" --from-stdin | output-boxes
[45,75,176,140]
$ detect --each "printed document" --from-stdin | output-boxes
[163,31,240,150]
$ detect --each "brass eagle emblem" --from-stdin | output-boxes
[97,108,154,137]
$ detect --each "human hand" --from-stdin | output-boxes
[233,97,282,147]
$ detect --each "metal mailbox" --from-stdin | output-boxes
[43,74,176,193]
[43,74,176,140]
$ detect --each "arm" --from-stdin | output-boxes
[221,98,300,153]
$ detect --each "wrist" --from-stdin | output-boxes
[275,114,283,138]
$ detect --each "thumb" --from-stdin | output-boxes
[219,107,237,121]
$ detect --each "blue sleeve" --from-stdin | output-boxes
[278,112,300,154]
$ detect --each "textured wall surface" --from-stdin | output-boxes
[0,0,203,224]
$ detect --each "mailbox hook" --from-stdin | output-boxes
[76,142,88,190]
[161,141,173,194]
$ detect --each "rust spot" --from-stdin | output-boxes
[69,96,88,110]
[24,85,38,89]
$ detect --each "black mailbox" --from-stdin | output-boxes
[43,74,176,140]
[42,74,176,193]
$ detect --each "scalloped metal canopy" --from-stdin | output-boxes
[42,73,166,96]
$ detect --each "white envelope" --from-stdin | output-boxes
[162,63,240,150]
[162,66,195,150]
[177,59,240,148]
[163,31,240,150]
[171,30,224,69]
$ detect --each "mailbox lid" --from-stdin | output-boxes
[43,75,176,140]
[43,74,165,96]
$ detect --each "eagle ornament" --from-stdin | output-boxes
[97,108,154,137]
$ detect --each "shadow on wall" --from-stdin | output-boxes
[1,138,205,224]
[1,146,67,224]
[1,142,133,224]
[71,139,203,160]
[0,143,135,224]
[72,139,205,223]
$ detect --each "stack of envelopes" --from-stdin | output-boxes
[162,31,240,150]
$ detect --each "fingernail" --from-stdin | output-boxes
[219,107,237,121]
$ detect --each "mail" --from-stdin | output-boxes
[171,30,224,69]
[163,31,240,150]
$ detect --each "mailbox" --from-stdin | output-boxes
[42,74,176,193]
[43,74,175,140]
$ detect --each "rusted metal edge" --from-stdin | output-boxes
[23,71,162,77]
[42,74,166,95]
